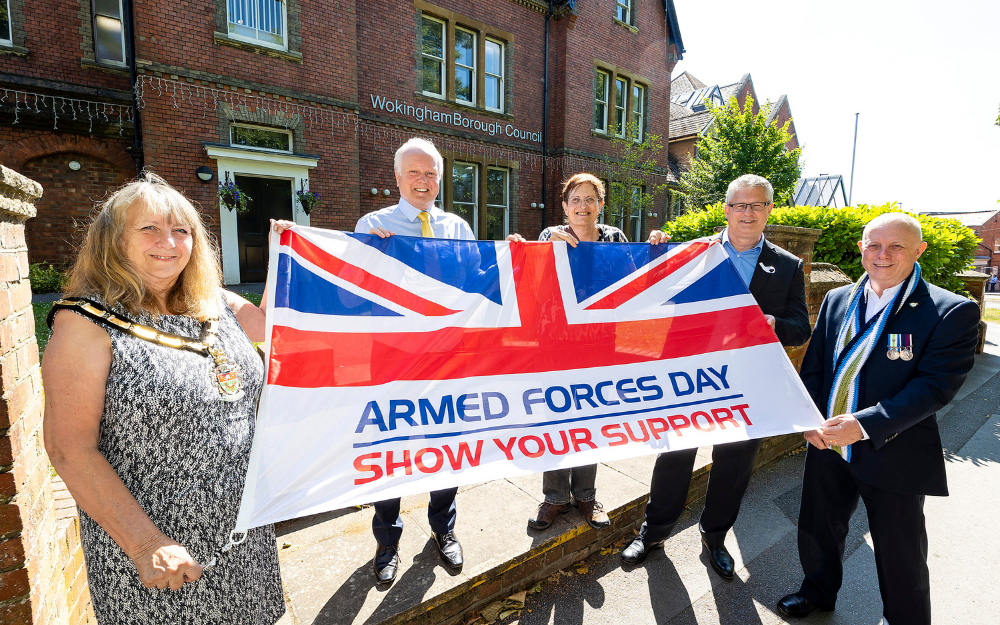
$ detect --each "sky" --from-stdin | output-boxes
[669,0,1000,213]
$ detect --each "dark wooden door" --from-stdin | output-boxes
[235,175,293,283]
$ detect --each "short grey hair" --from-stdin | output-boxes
[393,137,444,178]
[725,174,774,204]
[862,212,923,242]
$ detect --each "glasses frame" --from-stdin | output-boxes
[727,201,772,213]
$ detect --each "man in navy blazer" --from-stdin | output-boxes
[621,174,810,579]
[777,213,979,625]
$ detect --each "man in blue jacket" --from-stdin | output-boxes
[777,213,979,625]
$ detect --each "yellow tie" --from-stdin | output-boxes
[417,210,434,238]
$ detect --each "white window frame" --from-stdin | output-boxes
[451,161,479,232]
[93,0,127,66]
[421,15,446,99]
[632,83,645,143]
[614,78,627,138]
[629,185,643,241]
[0,0,12,46]
[616,0,630,24]
[484,38,504,113]
[486,166,509,240]
[454,26,477,107]
[594,69,610,133]
[229,123,293,154]
[226,0,288,52]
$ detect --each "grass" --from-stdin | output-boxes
[983,307,1000,324]
[32,292,264,359]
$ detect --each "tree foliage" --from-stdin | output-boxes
[678,95,802,211]
[602,121,672,238]
[660,203,979,294]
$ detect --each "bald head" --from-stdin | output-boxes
[862,212,922,245]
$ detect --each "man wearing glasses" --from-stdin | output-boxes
[623,174,811,581]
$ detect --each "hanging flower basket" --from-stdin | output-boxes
[218,178,252,214]
[296,189,321,215]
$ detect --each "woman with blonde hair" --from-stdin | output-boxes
[43,173,286,623]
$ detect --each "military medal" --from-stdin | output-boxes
[899,334,913,361]
[887,334,900,360]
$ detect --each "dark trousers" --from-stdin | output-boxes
[640,439,762,546]
[372,488,459,546]
[797,448,930,625]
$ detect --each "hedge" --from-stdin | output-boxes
[660,203,979,294]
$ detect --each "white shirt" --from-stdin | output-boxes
[863,281,904,323]
[355,198,475,241]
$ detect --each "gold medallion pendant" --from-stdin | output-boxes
[216,362,245,402]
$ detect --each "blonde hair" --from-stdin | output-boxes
[562,173,606,204]
[65,172,222,320]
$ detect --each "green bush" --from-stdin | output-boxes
[660,203,979,294]
[28,263,67,294]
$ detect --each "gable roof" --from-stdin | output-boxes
[767,94,788,125]
[670,71,706,97]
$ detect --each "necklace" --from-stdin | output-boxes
[48,298,245,402]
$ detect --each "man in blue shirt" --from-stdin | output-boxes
[354,138,472,584]
[623,174,811,580]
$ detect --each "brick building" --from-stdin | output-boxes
[920,209,1000,275]
[667,70,797,177]
[0,0,685,283]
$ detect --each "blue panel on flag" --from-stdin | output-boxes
[352,234,502,305]
[663,259,746,305]
[567,242,674,303]
[274,254,403,316]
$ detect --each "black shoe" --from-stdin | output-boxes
[432,531,464,569]
[701,538,735,581]
[776,593,833,618]
[373,543,400,584]
[620,536,664,564]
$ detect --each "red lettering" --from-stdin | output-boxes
[601,424,628,446]
[386,450,412,476]
[647,417,670,439]
[353,452,383,485]
[415,448,444,473]
[569,428,597,451]
[691,411,716,432]
[493,437,517,460]
[667,414,691,435]
[444,440,483,469]
[711,408,739,429]
[731,404,753,426]
[518,435,545,458]
[544,431,570,455]
[624,420,650,442]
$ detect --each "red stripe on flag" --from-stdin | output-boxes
[281,230,460,317]
[584,241,712,310]
[267,305,777,388]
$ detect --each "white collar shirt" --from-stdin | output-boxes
[863,281,904,323]
[355,197,476,241]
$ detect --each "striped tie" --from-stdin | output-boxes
[417,211,434,238]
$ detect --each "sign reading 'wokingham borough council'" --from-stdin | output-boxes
[231,227,825,531]
[369,94,541,142]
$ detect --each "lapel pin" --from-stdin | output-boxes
[759,262,776,274]
[909,302,918,307]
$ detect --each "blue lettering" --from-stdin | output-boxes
[388,399,417,429]
[570,384,598,409]
[595,381,620,406]
[457,393,481,421]
[636,376,663,401]
[545,386,572,412]
[370,94,386,109]
[355,401,387,433]
[482,392,509,420]
[669,372,695,396]
[419,396,455,425]
[616,378,641,403]
[707,365,730,389]
[523,388,546,415]
[696,369,721,393]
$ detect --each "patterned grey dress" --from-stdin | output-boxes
[68,295,284,625]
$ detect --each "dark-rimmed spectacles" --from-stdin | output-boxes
[728,202,771,212]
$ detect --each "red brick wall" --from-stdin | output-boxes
[21,152,130,266]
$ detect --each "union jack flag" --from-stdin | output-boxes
[267,228,777,389]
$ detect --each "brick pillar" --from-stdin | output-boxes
[0,165,92,625]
